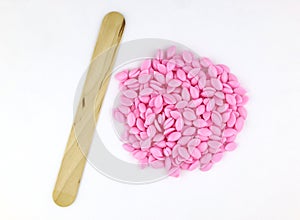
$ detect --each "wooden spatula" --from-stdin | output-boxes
[53,11,125,207]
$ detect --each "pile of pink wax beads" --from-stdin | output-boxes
[113,46,248,177]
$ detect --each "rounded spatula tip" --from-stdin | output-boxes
[53,190,76,207]
[106,11,125,18]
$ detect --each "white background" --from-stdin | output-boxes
[1,0,300,219]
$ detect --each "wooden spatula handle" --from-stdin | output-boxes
[53,12,125,207]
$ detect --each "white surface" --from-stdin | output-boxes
[1,0,300,219]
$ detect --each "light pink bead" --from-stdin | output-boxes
[183,110,196,121]
[128,68,139,78]
[208,140,222,149]
[211,111,222,126]
[178,136,192,145]
[178,147,190,159]
[228,80,239,88]
[114,110,125,123]
[138,103,146,113]
[223,85,233,94]
[210,125,221,136]
[189,160,200,171]
[157,64,167,74]
[212,152,223,163]
[175,100,188,109]
[202,87,216,97]
[163,147,172,157]
[154,95,163,108]
[123,143,134,152]
[165,157,172,170]
[139,96,150,104]
[187,138,201,148]
[240,95,249,105]
[190,148,201,159]
[222,111,231,122]
[136,118,145,131]
[154,120,162,132]
[192,59,201,68]
[198,76,206,89]
[166,141,176,148]
[118,105,130,115]
[167,46,176,58]
[227,134,237,143]
[140,132,148,140]
[208,65,218,77]
[141,59,151,70]
[177,69,186,81]
[206,98,216,112]
[223,128,237,137]
[181,87,191,101]
[200,153,212,164]
[153,133,164,142]
[190,86,199,99]
[217,104,228,113]
[120,96,133,106]
[215,91,225,99]
[140,138,151,150]
[170,111,181,119]
[127,112,136,127]
[238,106,247,119]
[167,60,176,71]
[164,128,175,136]
[153,71,165,84]
[175,118,184,131]
[175,59,185,67]
[156,141,166,148]
[182,51,193,63]
[236,95,243,104]
[124,78,138,86]
[130,127,140,135]
[234,87,247,96]
[198,142,208,152]
[225,142,237,151]
[168,167,180,177]
[145,113,155,125]
[198,128,212,136]
[163,118,175,129]
[200,162,213,171]
[150,160,164,168]
[150,147,163,159]
[174,93,183,102]
[167,131,182,141]
[225,94,236,105]
[235,117,245,131]
[163,94,176,104]
[115,71,128,81]
[147,125,156,138]
[140,88,153,96]
[188,68,201,78]
[133,151,148,160]
[193,119,207,128]
[183,127,196,136]
[123,89,137,99]
[168,79,182,87]
[189,98,202,108]
[203,111,211,121]
[196,105,205,116]
[138,74,151,84]
[211,78,223,90]
[200,57,212,67]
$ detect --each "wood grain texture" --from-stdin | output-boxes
[53,11,125,207]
